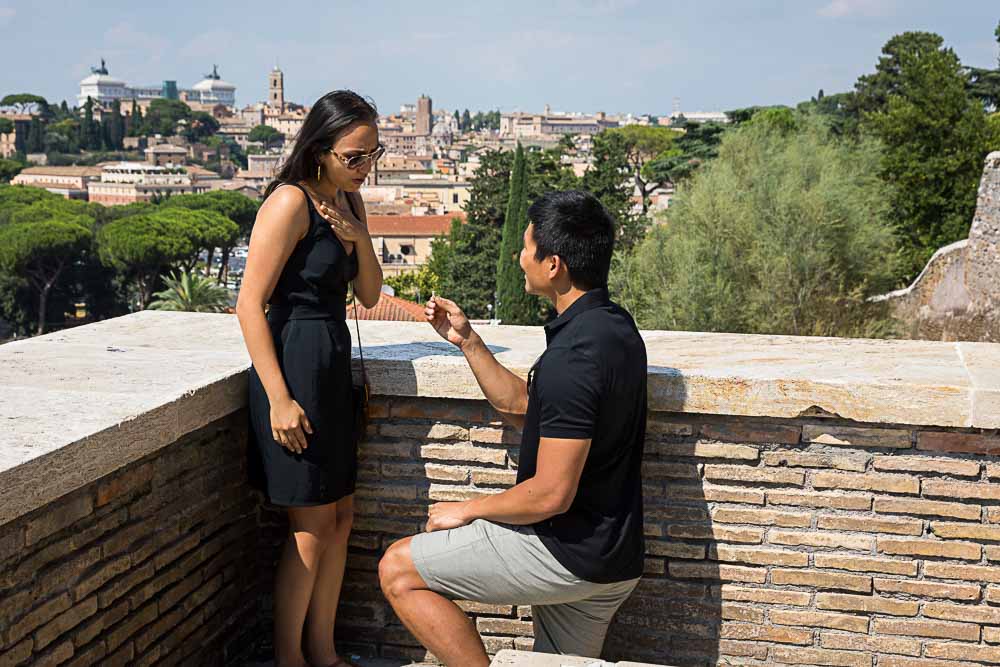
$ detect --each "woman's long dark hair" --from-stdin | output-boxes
[263,90,377,200]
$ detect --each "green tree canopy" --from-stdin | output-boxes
[603,125,681,214]
[0,214,92,334]
[0,118,13,135]
[162,190,257,281]
[0,159,22,183]
[1,94,48,107]
[248,124,282,148]
[140,98,192,137]
[184,111,220,142]
[613,112,899,338]
[861,31,991,280]
[97,210,200,308]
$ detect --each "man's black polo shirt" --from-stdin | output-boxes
[517,287,647,583]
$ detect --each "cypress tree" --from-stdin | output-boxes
[81,97,96,150]
[495,143,538,324]
[26,117,44,153]
[109,99,124,149]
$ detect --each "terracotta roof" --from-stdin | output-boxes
[18,166,103,177]
[347,292,426,322]
[366,214,463,237]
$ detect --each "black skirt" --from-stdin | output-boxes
[248,313,357,506]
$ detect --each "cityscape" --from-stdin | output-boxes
[1,3,1000,667]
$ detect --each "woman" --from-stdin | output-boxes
[236,90,383,667]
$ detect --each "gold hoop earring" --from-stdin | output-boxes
[316,163,322,180]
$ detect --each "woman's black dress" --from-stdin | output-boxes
[248,183,359,506]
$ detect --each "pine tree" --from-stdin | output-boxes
[495,143,538,324]
[461,109,471,132]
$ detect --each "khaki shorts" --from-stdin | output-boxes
[410,519,639,658]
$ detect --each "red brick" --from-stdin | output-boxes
[668,562,767,583]
[667,524,764,543]
[816,592,918,616]
[880,658,983,667]
[769,645,870,667]
[710,544,808,567]
[814,471,919,494]
[804,424,911,449]
[699,422,801,445]
[721,603,765,623]
[34,596,98,650]
[656,441,759,460]
[704,465,805,486]
[642,461,701,479]
[770,529,873,551]
[873,617,980,641]
[924,562,1000,583]
[8,592,71,643]
[814,554,917,576]
[475,618,533,636]
[817,515,923,535]
[819,631,920,656]
[873,456,980,477]
[924,601,1000,624]
[420,443,506,465]
[877,537,981,560]
[769,490,871,510]
[771,569,872,593]
[25,494,93,546]
[719,623,812,644]
[931,522,1000,541]
[924,642,1000,663]
[712,507,813,527]
[873,578,980,601]
[763,451,868,472]
[771,610,870,633]
[646,541,705,559]
[917,431,1000,455]
[382,423,469,440]
[720,585,811,606]
[390,398,488,423]
[96,463,153,507]
[874,497,981,521]
[922,479,1000,501]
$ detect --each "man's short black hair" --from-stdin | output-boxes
[528,190,616,291]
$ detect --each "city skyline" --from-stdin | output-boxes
[0,0,997,116]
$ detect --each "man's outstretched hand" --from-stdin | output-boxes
[425,295,476,349]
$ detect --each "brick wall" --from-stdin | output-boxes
[320,396,1000,667]
[4,394,999,667]
[0,412,259,667]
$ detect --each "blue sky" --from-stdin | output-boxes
[0,0,996,116]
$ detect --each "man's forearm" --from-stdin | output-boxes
[464,478,565,526]
[460,332,528,425]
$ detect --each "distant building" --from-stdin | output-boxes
[144,143,188,167]
[670,111,729,124]
[87,162,210,206]
[416,95,433,136]
[366,213,461,276]
[499,110,618,139]
[77,60,237,111]
[11,166,103,199]
[268,66,285,112]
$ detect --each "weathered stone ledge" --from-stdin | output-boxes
[1,310,997,526]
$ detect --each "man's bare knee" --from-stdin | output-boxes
[379,538,418,599]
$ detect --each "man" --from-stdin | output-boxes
[378,190,648,665]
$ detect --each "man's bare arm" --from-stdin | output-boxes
[425,296,527,428]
